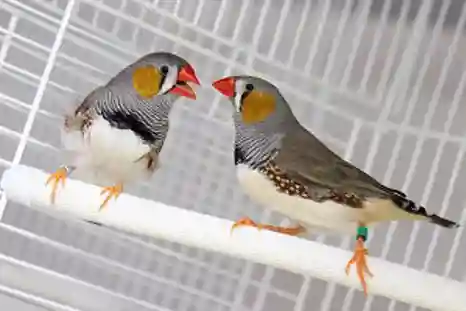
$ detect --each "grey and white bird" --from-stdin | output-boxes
[46,51,200,211]
[212,75,459,296]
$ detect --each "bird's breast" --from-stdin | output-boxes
[61,116,153,184]
[88,117,150,159]
[236,164,361,233]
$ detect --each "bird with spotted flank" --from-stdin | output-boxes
[46,51,200,211]
[211,74,459,296]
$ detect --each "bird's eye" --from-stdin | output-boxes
[160,65,169,75]
[245,83,254,91]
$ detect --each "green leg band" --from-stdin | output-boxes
[356,226,368,241]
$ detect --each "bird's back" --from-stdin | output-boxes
[275,122,403,200]
[274,123,458,228]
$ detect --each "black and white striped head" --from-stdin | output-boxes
[115,52,200,100]
[212,75,296,132]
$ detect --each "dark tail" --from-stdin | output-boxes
[85,220,103,226]
[391,194,460,228]
[428,214,459,228]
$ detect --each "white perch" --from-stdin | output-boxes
[1,165,465,311]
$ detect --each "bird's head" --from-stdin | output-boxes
[132,52,200,100]
[212,75,293,127]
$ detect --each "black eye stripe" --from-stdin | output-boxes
[159,66,168,90]
[240,90,250,104]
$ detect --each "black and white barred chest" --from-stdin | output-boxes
[98,89,172,145]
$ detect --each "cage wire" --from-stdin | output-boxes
[0,0,465,310]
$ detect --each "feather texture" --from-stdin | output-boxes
[230,76,459,229]
[59,52,190,186]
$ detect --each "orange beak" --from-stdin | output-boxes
[169,64,200,100]
[178,64,200,85]
[212,77,235,97]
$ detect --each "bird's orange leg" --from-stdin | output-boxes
[231,217,306,236]
[99,183,123,211]
[345,225,373,296]
[45,166,74,204]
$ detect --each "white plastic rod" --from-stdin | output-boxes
[1,165,466,311]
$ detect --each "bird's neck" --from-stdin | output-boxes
[233,116,284,170]
[139,94,177,120]
[98,86,178,146]
[108,85,177,120]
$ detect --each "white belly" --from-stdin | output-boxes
[236,164,371,234]
[61,116,154,186]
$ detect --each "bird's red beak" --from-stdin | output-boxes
[169,64,200,100]
[178,64,200,85]
[212,77,235,97]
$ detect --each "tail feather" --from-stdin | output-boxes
[428,214,459,228]
[391,194,459,228]
[85,220,103,226]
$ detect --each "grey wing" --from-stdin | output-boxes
[75,86,107,115]
[274,125,403,200]
[272,125,461,228]
[64,86,106,131]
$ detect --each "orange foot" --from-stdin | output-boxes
[45,167,68,204]
[99,183,123,211]
[345,237,373,296]
[231,217,306,236]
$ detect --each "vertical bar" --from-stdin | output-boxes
[0,16,17,68]
[285,0,312,67]
[303,0,331,74]
[173,0,183,16]
[231,0,249,42]
[267,0,291,59]
[252,265,275,311]
[316,121,363,311]
[443,189,466,277]
[207,48,241,118]
[343,2,436,307]
[247,0,271,68]
[442,83,466,279]
[424,142,464,270]
[192,0,205,26]
[388,0,450,274]
[294,275,311,311]
[212,0,228,34]
[111,0,126,35]
[415,0,466,277]
[0,0,76,219]
[322,0,352,84]
[230,257,255,310]
[374,1,410,99]
[349,0,389,91]
[229,2,274,307]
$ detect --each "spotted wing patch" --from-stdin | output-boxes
[324,190,363,208]
[259,162,310,198]
[260,161,364,208]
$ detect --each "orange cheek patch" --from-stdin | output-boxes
[241,91,276,124]
[132,66,161,98]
